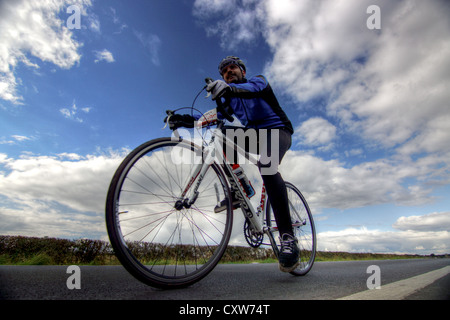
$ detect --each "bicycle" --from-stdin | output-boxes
[105,79,316,289]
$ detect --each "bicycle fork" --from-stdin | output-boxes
[174,142,216,210]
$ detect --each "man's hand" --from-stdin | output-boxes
[206,80,230,100]
[163,114,196,130]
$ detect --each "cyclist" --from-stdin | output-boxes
[167,56,299,272]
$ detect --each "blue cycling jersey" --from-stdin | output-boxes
[220,75,294,134]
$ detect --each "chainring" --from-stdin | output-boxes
[243,218,263,248]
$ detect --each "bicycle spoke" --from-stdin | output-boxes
[106,138,232,288]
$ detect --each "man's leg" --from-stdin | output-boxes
[259,129,299,272]
[259,128,293,235]
[261,172,292,235]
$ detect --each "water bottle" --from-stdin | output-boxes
[232,164,255,198]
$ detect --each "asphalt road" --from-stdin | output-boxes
[1,258,449,301]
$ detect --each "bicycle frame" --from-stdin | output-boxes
[173,120,267,235]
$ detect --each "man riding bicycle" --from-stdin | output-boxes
[167,56,299,272]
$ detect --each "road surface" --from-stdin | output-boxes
[1,258,449,300]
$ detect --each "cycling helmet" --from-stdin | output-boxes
[218,56,246,75]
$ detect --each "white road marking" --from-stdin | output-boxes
[338,265,450,300]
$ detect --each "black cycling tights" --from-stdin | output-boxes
[223,127,294,236]
[258,128,293,236]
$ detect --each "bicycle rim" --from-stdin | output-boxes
[266,182,316,276]
[105,137,233,288]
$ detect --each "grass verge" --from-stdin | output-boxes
[1,235,447,265]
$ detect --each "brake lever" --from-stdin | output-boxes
[204,78,234,122]
[162,109,174,129]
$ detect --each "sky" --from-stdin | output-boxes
[1,0,449,255]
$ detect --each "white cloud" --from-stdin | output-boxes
[279,150,449,210]
[393,211,450,232]
[295,117,336,148]
[11,135,30,142]
[193,0,265,49]
[318,226,450,255]
[87,13,101,33]
[57,152,83,161]
[0,72,22,104]
[193,0,231,15]
[60,101,91,122]
[133,30,162,66]
[0,135,34,145]
[109,7,128,34]
[397,114,450,155]
[0,0,93,104]
[94,49,115,63]
[0,151,125,239]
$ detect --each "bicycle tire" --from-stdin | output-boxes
[105,137,233,289]
[265,181,316,276]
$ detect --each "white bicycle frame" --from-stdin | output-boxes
[173,114,268,237]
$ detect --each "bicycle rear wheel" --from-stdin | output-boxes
[266,182,316,276]
[106,137,233,288]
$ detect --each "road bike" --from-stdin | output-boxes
[105,79,316,289]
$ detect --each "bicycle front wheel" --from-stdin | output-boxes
[105,137,233,289]
[266,182,316,276]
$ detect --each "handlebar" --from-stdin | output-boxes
[163,78,234,130]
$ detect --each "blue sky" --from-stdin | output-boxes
[1,0,449,254]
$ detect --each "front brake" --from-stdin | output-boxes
[162,109,175,129]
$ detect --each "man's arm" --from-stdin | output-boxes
[229,75,268,98]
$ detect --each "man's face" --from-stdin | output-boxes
[222,64,246,84]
